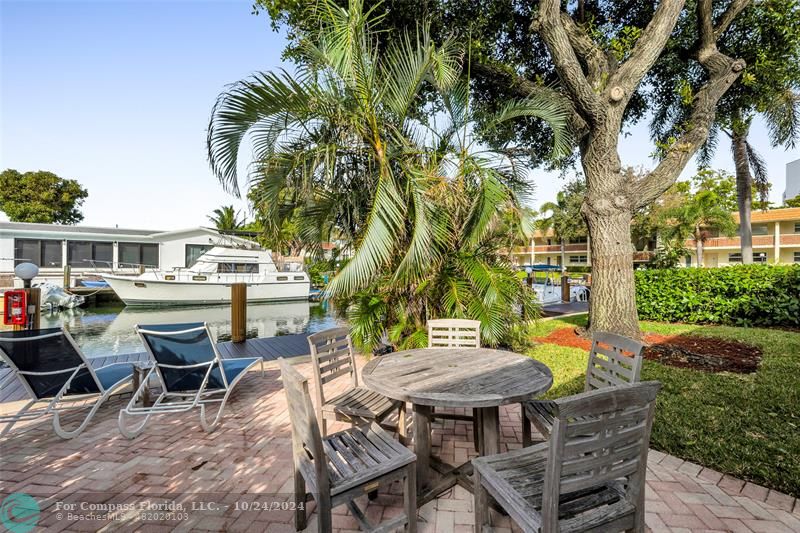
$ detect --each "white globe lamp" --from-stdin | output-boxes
[15,262,39,288]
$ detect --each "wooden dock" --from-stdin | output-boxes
[0,333,313,405]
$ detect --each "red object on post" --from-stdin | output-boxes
[3,290,27,326]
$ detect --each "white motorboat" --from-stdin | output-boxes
[102,246,310,306]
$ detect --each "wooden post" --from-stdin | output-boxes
[231,283,247,343]
[63,265,71,289]
[138,265,146,275]
[561,275,570,303]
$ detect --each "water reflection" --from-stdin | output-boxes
[40,301,343,358]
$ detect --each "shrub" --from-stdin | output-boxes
[635,264,800,327]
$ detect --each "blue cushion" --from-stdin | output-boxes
[218,357,260,385]
[94,364,134,391]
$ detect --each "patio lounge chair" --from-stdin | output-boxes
[278,357,417,532]
[118,322,263,438]
[473,381,661,533]
[521,331,645,446]
[0,328,134,439]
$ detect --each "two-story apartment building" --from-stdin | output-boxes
[510,206,800,268]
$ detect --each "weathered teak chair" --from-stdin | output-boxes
[473,381,661,533]
[278,358,417,532]
[521,331,645,446]
[427,319,481,348]
[427,318,482,450]
[0,328,134,439]
[307,327,405,438]
[118,322,262,438]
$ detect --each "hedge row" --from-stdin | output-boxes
[635,264,800,327]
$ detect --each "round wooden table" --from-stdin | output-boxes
[362,348,553,505]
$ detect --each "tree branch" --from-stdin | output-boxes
[611,0,686,98]
[558,13,609,85]
[633,0,749,208]
[714,0,750,39]
[531,0,604,125]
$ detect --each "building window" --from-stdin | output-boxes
[217,263,258,273]
[119,243,159,267]
[569,255,588,264]
[67,241,112,267]
[794,252,800,263]
[685,256,692,267]
[570,236,588,244]
[14,239,62,267]
[751,224,769,236]
[185,244,213,267]
[729,252,768,263]
[795,223,800,233]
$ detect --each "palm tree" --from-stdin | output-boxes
[206,0,570,347]
[663,190,737,267]
[207,205,244,231]
[538,180,587,269]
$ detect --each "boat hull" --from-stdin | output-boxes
[103,275,310,306]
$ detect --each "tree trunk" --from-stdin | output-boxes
[585,209,640,339]
[732,130,753,264]
[560,239,566,271]
[696,239,704,267]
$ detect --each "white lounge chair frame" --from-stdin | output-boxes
[0,328,133,439]
[118,323,263,438]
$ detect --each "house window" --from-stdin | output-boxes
[217,263,258,273]
[14,239,62,267]
[728,253,742,263]
[67,241,112,267]
[794,223,800,233]
[569,255,588,264]
[119,243,159,267]
[185,244,213,267]
[751,224,769,236]
[794,252,800,263]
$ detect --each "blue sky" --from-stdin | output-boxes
[1,1,798,230]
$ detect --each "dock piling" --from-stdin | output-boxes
[231,283,247,343]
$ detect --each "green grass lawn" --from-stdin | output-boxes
[527,315,800,497]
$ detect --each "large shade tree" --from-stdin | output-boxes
[649,0,800,264]
[0,169,88,224]
[259,0,755,338]
[208,0,570,347]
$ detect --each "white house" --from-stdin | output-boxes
[0,222,259,288]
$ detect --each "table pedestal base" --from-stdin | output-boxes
[413,405,500,507]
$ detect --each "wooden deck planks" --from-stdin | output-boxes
[0,333,312,404]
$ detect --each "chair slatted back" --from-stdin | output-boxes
[0,328,100,398]
[137,322,227,392]
[278,358,329,490]
[307,327,357,405]
[584,332,645,392]
[427,319,481,348]
[541,381,661,531]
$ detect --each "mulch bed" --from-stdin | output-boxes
[535,327,762,374]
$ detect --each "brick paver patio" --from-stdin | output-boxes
[1,359,798,532]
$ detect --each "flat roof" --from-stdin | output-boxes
[0,221,161,236]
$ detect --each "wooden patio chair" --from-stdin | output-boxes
[427,318,482,450]
[473,381,661,533]
[278,358,417,532]
[521,331,645,446]
[307,327,405,439]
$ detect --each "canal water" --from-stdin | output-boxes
[40,301,344,358]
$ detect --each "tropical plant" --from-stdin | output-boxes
[207,205,245,231]
[538,179,587,269]
[207,0,570,348]
[661,182,737,268]
[258,0,756,340]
